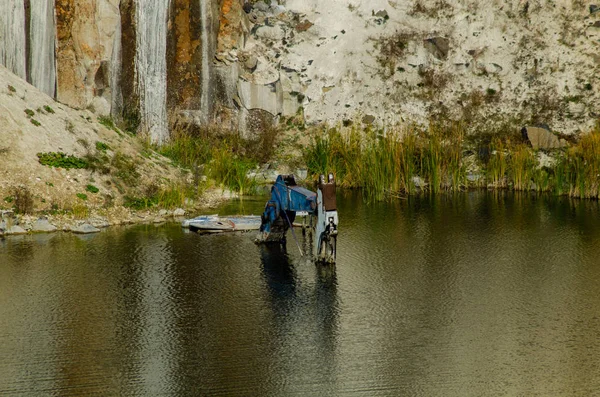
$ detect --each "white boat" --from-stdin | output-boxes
[181,214,218,229]
[184,215,262,233]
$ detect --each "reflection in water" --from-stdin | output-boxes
[259,242,341,395]
[1,192,600,395]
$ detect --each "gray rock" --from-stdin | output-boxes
[412,176,426,188]
[523,126,568,150]
[295,169,308,180]
[173,208,186,217]
[158,209,168,216]
[253,1,269,12]
[255,25,286,41]
[467,173,483,183]
[89,217,110,228]
[6,225,27,235]
[362,114,376,124]
[237,79,283,115]
[244,56,258,72]
[71,223,100,234]
[32,218,57,233]
[375,10,389,19]
[1,210,13,220]
[153,217,166,224]
[424,37,450,60]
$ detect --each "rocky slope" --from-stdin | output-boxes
[0,64,231,232]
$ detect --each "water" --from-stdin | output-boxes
[1,192,600,396]
[0,0,27,79]
[135,0,170,144]
[28,0,56,97]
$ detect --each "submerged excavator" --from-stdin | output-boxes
[255,173,338,263]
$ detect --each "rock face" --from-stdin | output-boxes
[523,126,568,150]
[2,0,599,138]
[55,0,121,113]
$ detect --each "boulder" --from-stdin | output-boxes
[71,223,101,234]
[6,225,27,235]
[173,208,186,217]
[32,218,57,233]
[89,217,110,228]
[362,114,376,124]
[375,10,389,19]
[244,56,258,72]
[295,20,314,32]
[591,5,598,14]
[424,37,450,60]
[255,25,286,41]
[523,126,568,150]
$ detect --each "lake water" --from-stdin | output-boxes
[1,192,600,396]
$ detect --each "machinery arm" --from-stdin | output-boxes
[256,173,338,263]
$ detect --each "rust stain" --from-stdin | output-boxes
[175,8,193,64]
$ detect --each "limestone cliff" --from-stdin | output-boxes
[1,0,598,141]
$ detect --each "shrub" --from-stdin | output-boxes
[30,119,41,127]
[76,193,88,201]
[8,85,16,93]
[37,152,89,169]
[43,105,55,114]
[86,184,99,194]
[95,141,110,152]
[24,109,34,117]
[12,186,34,214]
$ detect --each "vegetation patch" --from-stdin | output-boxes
[11,186,34,214]
[37,152,89,169]
[8,85,16,93]
[30,119,41,127]
[43,105,55,114]
[24,109,35,117]
[372,31,416,76]
[95,141,111,152]
[98,115,121,133]
[86,184,99,194]
[76,193,88,201]
[303,122,600,201]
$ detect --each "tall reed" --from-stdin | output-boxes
[509,144,535,191]
[487,138,508,188]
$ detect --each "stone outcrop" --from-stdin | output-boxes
[71,223,101,234]
[32,217,58,232]
[523,126,568,150]
[55,0,120,113]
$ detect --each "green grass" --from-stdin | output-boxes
[76,193,88,201]
[86,184,99,194]
[30,119,41,127]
